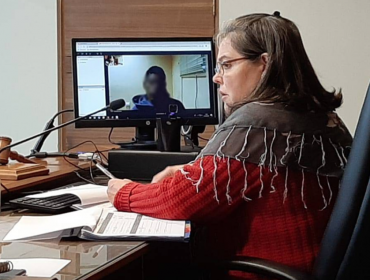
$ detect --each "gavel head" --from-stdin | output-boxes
[0,137,12,165]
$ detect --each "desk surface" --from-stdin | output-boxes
[0,143,116,195]
[0,210,149,280]
[0,151,149,279]
[1,157,92,195]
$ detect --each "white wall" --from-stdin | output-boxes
[0,0,58,155]
[219,0,370,134]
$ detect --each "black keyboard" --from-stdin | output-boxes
[9,193,81,213]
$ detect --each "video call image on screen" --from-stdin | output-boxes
[107,54,210,113]
[74,40,216,121]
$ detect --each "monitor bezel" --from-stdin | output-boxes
[71,37,218,128]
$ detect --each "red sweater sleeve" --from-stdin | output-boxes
[114,156,262,224]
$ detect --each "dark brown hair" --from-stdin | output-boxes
[215,13,342,112]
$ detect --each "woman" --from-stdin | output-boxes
[108,12,352,279]
[131,66,185,114]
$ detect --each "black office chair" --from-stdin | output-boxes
[199,82,370,280]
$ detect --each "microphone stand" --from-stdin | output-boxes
[28,109,74,157]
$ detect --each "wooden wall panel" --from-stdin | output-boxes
[59,0,218,150]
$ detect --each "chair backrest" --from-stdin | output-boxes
[313,82,370,280]
[337,178,370,279]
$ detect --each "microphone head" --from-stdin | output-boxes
[109,99,125,110]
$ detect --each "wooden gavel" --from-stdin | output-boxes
[0,136,36,165]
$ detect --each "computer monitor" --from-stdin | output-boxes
[72,38,218,148]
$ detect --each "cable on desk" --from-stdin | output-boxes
[181,133,198,150]
[108,127,118,145]
[108,127,137,146]
[62,140,109,184]
[89,150,97,184]
[74,170,96,185]
[198,136,209,142]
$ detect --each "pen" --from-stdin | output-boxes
[95,162,117,179]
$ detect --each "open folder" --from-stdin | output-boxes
[4,208,191,242]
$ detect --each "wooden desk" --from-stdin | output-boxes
[0,143,117,195]
[0,210,149,280]
[0,154,150,279]
[0,157,91,195]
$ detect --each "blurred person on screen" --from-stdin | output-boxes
[132,66,185,114]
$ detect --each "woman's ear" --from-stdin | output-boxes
[260,53,269,79]
[260,53,269,71]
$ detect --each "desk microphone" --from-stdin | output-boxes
[30,109,74,156]
[0,99,125,157]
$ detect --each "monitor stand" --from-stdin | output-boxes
[117,119,183,152]
[156,118,181,152]
[118,127,158,150]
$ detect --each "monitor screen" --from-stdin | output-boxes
[72,38,218,128]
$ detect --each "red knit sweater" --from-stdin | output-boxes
[114,156,337,279]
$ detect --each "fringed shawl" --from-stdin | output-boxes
[194,102,352,208]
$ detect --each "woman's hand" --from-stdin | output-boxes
[151,165,184,183]
[107,178,132,204]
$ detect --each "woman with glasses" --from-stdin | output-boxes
[108,12,352,279]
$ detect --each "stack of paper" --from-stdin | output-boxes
[4,208,190,242]
[81,210,191,241]
[3,208,102,242]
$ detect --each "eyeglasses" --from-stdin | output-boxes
[214,57,249,76]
